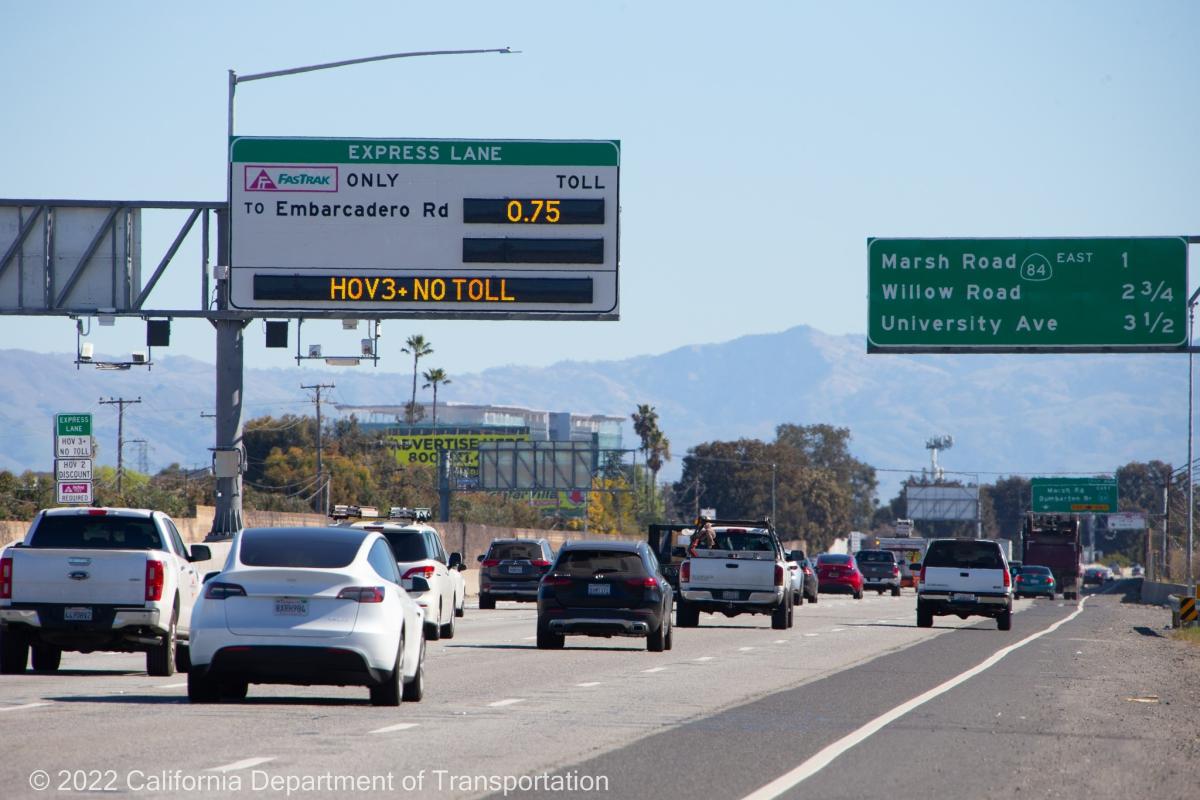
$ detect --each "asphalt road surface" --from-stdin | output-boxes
[0,583,1194,800]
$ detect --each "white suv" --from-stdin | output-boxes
[917,538,1013,630]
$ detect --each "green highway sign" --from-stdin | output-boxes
[1031,477,1118,513]
[867,237,1187,352]
[56,413,91,437]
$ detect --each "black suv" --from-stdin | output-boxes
[855,549,902,596]
[477,538,554,608]
[536,541,674,652]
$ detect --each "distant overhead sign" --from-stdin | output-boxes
[1031,477,1118,512]
[1105,511,1146,530]
[867,237,1187,352]
[229,137,620,319]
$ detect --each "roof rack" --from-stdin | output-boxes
[388,507,432,522]
[329,504,379,521]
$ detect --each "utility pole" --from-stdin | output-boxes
[303,383,335,513]
[99,396,141,495]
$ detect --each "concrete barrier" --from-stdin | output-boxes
[1140,579,1189,606]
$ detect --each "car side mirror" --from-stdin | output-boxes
[203,571,220,583]
[188,544,211,563]
[476,553,485,563]
[448,552,463,569]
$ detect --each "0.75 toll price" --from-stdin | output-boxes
[463,198,605,225]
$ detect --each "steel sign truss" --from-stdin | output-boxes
[905,485,980,522]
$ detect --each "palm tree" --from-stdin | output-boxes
[422,367,451,426]
[631,404,671,515]
[401,334,433,424]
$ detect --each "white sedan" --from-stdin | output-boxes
[187,526,425,706]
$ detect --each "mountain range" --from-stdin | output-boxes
[0,325,1189,500]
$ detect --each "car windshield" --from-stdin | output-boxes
[29,516,163,550]
[381,531,432,562]
[555,549,644,576]
[818,554,851,565]
[924,541,1004,569]
[239,528,362,568]
[856,551,894,563]
[489,542,542,561]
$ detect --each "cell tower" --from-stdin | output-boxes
[925,435,953,481]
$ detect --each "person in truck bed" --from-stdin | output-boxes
[688,522,717,555]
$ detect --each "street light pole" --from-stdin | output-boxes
[209,47,515,539]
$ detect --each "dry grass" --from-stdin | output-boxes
[1172,625,1200,646]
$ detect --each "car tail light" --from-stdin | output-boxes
[626,576,659,589]
[1016,575,1024,582]
[1003,568,1011,588]
[204,581,246,599]
[86,509,109,516]
[542,575,572,587]
[0,556,12,599]
[892,566,901,576]
[145,560,164,601]
[337,586,385,603]
[481,559,500,568]
[403,565,437,580]
[803,565,813,575]
[680,561,691,582]
[774,564,784,587]
[919,565,926,585]
[532,559,552,568]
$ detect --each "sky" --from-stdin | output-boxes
[2,1,1199,380]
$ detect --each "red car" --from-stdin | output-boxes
[816,553,864,600]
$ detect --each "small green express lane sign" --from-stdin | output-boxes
[867,238,1187,352]
[1031,477,1118,513]
[56,414,91,437]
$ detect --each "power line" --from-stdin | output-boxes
[302,383,335,514]
[99,396,141,495]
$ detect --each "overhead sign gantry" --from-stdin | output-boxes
[229,137,620,319]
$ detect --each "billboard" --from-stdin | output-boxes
[905,485,979,521]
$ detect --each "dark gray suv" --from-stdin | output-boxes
[477,538,554,608]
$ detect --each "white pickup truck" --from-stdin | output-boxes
[0,507,209,675]
[916,538,1013,631]
[676,520,793,630]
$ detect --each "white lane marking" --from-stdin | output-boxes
[371,723,419,734]
[742,597,1090,800]
[158,682,188,689]
[576,682,601,688]
[521,636,537,640]
[830,628,846,632]
[773,640,787,645]
[488,698,525,708]
[695,656,715,662]
[208,757,275,773]
[0,703,49,713]
[803,633,819,637]
[642,666,666,673]
[738,647,755,652]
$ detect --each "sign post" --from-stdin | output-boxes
[229,137,620,319]
[54,413,93,505]
[868,237,1187,352]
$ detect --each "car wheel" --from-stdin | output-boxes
[455,591,465,618]
[787,596,795,628]
[478,593,496,610]
[771,599,789,630]
[370,638,403,707]
[647,620,667,652]
[31,644,61,672]
[853,589,864,600]
[147,613,177,677]
[187,669,221,703]
[440,606,455,640]
[0,632,29,675]
[998,608,1013,631]
[891,586,901,597]
[794,592,803,606]
[175,643,191,674]
[536,618,564,650]
[425,603,443,641]
[664,616,674,651]
[877,589,883,595]
[917,603,933,628]
[807,590,818,604]
[402,637,425,702]
[676,601,700,628]
[221,680,249,701]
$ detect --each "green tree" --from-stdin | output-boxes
[401,334,433,424]
[422,368,451,426]
[631,404,671,521]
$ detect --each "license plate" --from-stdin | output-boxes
[951,593,977,603]
[723,590,740,600]
[507,566,524,574]
[587,583,611,596]
[64,606,92,622]
[275,598,309,616]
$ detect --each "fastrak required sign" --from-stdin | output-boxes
[57,482,93,505]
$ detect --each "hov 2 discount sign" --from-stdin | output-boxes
[867,238,1187,352]
[229,137,620,319]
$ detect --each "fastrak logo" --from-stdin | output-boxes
[243,165,338,193]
